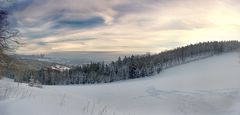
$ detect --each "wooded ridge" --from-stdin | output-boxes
[5,40,240,85]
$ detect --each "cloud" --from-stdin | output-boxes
[4,0,240,54]
[5,0,35,12]
[50,37,96,43]
[156,20,213,30]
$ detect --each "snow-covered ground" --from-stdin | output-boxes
[1,52,240,115]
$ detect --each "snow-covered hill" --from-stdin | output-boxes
[1,52,240,115]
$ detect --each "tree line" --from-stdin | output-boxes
[9,41,240,85]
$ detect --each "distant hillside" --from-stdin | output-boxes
[13,51,137,65]
[11,54,70,65]
[2,56,71,82]
[8,41,240,85]
[47,51,136,65]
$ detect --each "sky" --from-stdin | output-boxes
[2,0,240,54]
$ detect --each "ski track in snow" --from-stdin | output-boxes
[1,52,240,115]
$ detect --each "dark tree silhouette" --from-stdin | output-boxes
[0,9,19,52]
[0,8,19,78]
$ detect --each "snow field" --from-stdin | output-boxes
[1,52,240,115]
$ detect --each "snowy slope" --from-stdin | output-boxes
[1,52,240,115]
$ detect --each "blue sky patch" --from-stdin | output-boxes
[52,17,105,29]
[36,42,47,46]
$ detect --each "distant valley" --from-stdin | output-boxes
[15,51,141,65]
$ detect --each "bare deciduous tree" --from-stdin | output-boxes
[0,9,19,78]
[0,9,19,51]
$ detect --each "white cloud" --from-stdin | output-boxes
[10,0,240,54]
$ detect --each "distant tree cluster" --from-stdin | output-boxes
[11,41,240,85]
